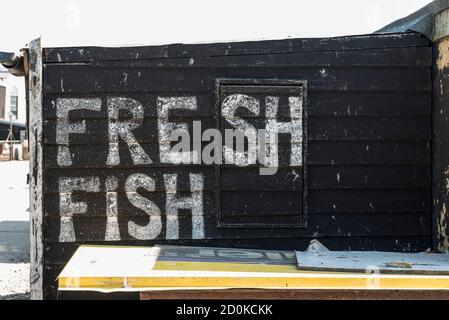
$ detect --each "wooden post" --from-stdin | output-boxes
[433,8,449,253]
[27,38,44,300]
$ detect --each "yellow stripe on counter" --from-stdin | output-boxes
[59,274,449,291]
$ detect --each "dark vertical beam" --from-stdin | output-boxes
[432,8,449,253]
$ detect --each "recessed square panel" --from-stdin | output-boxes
[215,79,307,229]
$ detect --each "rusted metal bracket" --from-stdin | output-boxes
[0,51,25,77]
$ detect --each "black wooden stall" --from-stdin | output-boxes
[27,31,434,299]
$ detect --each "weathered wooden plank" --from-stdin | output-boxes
[308,165,430,189]
[42,212,429,242]
[45,167,217,193]
[42,116,430,147]
[45,167,304,193]
[43,33,430,63]
[219,191,302,217]
[308,189,429,214]
[43,143,219,168]
[43,167,429,206]
[43,186,429,217]
[43,66,431,93]
[44,164,430,204]
[53,47,432,68]
[43,191,302,218]
[222,189,429,214]
[43,117,217,145]
[219,168,302,191]
[43,190,216,216]
[308,117,431,141]
[42,94,215,119]
[308,141,430,165]
[42,141,430,169]
[42,144,301,169]
[43,91,431,119]
[307,91,431,116]
[222,166,429,190]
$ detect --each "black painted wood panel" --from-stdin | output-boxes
[39,33,432,299]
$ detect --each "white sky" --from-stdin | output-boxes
[1,0,433,50]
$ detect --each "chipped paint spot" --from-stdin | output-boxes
[438,167,449,252]
[439,203,449,252]
[437,37,449,71]
[122,72,128,85]
[291,170,300,182]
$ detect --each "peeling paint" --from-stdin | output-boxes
[439,167,449,252]
[437,37,449,71]
[439,203,449,252]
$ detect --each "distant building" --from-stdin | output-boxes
[0,65,26,124]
